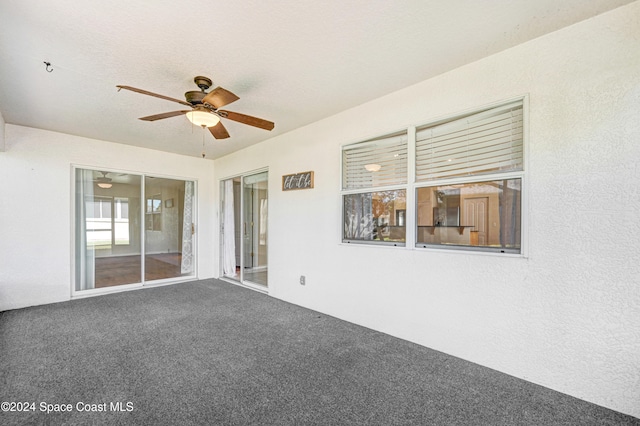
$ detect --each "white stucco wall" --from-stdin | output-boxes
[0,111,5,151]
[0,126,216,310]
[213,2,640,418]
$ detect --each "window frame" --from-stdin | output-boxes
[340,96,527,256]
[342,186,408,247]
[341,131,409,247]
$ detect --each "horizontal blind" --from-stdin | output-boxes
[342,134,407,190]
[416,101,523,182]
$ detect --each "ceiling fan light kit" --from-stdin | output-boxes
[116,76,274,141]
[185,107,221,127]
[96,172,113,189]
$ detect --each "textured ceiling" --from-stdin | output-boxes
[0,0,633,159]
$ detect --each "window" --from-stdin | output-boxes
[145,194,162,231]
[341,98,524,253]
[342,133,408,245]
[415,100,523,182]
[416,179,521,251]
[84,196,132,248]
[415,100,523,253]
[86,196,113,249]
[114,197,130,245]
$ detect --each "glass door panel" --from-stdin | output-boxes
[221,172,268,287]
[221,177,241,282]
[144,177,195,282]
[242,172,268,286]
[75,169,142,290]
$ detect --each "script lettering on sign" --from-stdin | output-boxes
[282,171,314,191]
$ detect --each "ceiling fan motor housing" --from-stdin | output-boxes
[185,91,206,105]
[186,76,214,105]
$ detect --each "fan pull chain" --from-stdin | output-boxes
[201,125,206,158]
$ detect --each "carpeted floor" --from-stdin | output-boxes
[0,279,637,425]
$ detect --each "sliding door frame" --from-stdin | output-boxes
[71,165,198,299]
[219,167,269,293]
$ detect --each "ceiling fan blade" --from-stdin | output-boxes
[201,87,240,109]
[219,110,275,131]
[208,121,230,139]
[139,110,190,121]
[117,85,192,107]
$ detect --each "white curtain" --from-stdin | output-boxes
[259,198,267,245]
[180,181,194,274]
[76,169,95,290]
[223,179,236,276]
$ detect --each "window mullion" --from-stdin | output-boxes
[406,126,416,248]
[111,197,116,246]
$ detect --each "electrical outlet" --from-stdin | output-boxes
[300,275,306,285]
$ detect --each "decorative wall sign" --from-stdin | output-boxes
[282,171,314,191]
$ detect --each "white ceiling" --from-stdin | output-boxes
[0,0,633,159]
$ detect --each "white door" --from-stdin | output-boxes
[464,197,488,245]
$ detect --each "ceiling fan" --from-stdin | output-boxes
[94,171,113,189]
[116,76,274,139]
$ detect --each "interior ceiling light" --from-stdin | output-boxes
[185,108,221,128]
[96,172,113,189]
[364,164,382,172]
[98,178,113,189]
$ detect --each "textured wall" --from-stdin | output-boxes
[214,2,640,417]
[0,111,5,151]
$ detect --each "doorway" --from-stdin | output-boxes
[221,171,268,288]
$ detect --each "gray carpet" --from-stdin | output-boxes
[0,279,637,425]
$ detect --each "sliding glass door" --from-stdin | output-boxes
[221,171,268,288]
[74,168,195,292]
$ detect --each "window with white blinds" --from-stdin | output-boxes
[342,133,407,190]
[416,101,523,182]
[340,97,525,252]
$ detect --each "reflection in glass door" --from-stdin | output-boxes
[75,168,196,292]
[221,171,268,288]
